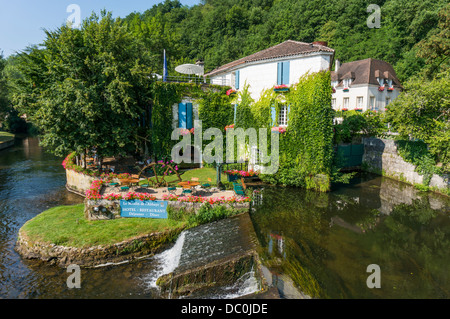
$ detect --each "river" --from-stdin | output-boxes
[0,136,449,298]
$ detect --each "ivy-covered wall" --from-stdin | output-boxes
[235,71,334,192]
[150,82,232,158]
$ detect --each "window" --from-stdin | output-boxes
[343,78,351,88]
[278,105,288,126]
[331,98,336,109]
[386,79,393,88]
[357,96,364,108]
[343,97,349,109]
[385,97,391,107]
[369,96,376,110]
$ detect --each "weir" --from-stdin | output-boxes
[149,212,270,299]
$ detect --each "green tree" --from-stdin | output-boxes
[11,12,154,160]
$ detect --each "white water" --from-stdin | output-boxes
[208,267,260,299]
[145,231,186,288]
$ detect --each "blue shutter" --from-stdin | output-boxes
[234,104,237,124]
[271,106,276,126]
[282,61,290,85]
[178,103,187,128]
[186,103,193,129]
[277,62,283,85]
[235,70,240,90]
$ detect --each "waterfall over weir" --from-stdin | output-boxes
[145,213,266,299]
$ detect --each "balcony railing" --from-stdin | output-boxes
[158,76,231,87]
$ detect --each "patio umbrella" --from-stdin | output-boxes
[175,64,203,76]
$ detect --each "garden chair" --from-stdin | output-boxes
[168,186,177,195]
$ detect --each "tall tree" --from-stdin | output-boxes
[11,12,154,159]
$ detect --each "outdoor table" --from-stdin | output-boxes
[119,179,131,185]
[177,181,200,189]
[129,178,140,186]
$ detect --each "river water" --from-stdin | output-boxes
[0,137,449,299]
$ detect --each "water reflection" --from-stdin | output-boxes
[250,173,450,299]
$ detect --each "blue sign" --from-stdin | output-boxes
[120,200,168,219]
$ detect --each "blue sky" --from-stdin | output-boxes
[0,0,200,57]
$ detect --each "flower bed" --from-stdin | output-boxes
[224,169,259,177]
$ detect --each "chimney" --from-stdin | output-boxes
[335,59,340,72]
[312,41,328,47]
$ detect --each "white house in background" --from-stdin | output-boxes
[331,58,403,112]
[204,40,335,100]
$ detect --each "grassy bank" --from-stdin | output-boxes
[21,204,187,248]
[21,200,246,249]
[0,131,14,143]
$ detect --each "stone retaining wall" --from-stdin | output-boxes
[15,226,184,268]
[362,137,449,193]
[65,169,98,196]
[0,139,15,151]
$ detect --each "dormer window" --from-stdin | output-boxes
[386,79,393,88]
[377,77,385,87]
[343,78,352,88]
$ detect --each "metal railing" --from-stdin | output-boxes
[159,76,231,87]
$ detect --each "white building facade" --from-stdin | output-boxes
[205,40,335,101]
[331,58,402,112]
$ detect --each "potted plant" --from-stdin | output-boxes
[387,87,394,92]
[273,84,289,92]
[343,87,349,92]
[271,126,286,134]
[355,108,363,112]
[378,86,385,92]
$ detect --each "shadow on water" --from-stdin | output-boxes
[249,172,450,299]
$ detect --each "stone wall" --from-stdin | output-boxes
[84,198,250,221]
[65,169,98,196]
[0,139,15,151]
[362,137,449,192]
[15,226,184,268]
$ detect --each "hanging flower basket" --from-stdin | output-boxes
[387,87,394,92]
[342,108,348,112]
[271,126,286,134]
[180,128,193,136]
[355,108,363,112]
[378,86,385,92]
[226,89,236,96]
[273,84,289,92]
[343,88,349,92]
[332,87,336,93]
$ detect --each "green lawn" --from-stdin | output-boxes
[143,167,228,185]
[21,204,186,248]
[0,131,14,143]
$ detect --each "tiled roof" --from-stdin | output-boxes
[331,58,402,88]
[204,40,334,76]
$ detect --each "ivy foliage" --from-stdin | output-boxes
[235,71,334,192]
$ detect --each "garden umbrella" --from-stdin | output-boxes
[175,64,203,76]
